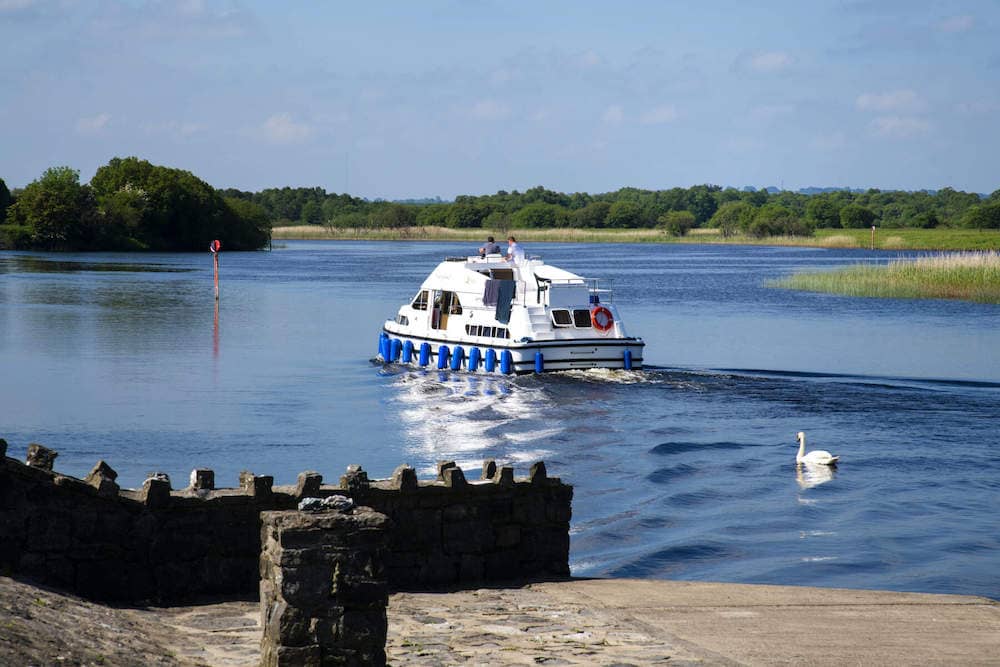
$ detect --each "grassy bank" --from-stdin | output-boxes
[771,251,1000,303]
[271,225,1000,250]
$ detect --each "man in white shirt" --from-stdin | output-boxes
[506,236,525,263]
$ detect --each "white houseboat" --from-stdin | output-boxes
[378,253,644,373]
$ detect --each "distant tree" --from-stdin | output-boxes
[415,204,450,228]
[512,202,566,228]
[805,196,841,228]
[522,185,570,207]
[573,201,611,228]
[299,199,323,225]
[370,203,417,228]
[222,197,272,249]
[444,201,486,228]
[482,210,511,235]
[742,187,769,207]
[839,204,876,229]
[0,177,11,223]
[912,210,940,229]
[686,184,720,225]
[7,166,100,249]
[659,210,696,236]
[605,200,644,228]
[961,203,1000,230]
[749,204,811,237]
[709,201,755,237]
[90,156,269,250]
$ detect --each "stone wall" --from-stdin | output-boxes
[0,438,572,603]
[260,506,389,667]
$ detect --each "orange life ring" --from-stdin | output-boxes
[591,305,614,332]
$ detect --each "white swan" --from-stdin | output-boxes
[796,431,839,465]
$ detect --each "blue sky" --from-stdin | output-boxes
[2,1,998,199]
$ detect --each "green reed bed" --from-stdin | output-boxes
[772,251,1000,303]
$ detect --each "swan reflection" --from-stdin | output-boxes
[796,461,836,489]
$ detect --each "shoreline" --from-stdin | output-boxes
[271,225,1000,251]
[4,574,997,666]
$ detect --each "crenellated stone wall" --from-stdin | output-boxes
[0,438,572,603]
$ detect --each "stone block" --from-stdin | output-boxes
[389,464,417,492]
[240,471,274,499]
[266,644,321,667]
[295,471,322,498]
[340,464,370,491]
[493,466,515,488]
[263,600,314,647]
[442,466,467,488]
[436,460,456,480]
[84,460,120,498]
[189,468,215,491]
[529,460,547,484]
[25,443,57,471]
[140,473,171,508]
[339,609,388,649]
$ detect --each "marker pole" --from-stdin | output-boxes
[209,239,222,300]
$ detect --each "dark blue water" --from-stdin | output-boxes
[2,241,998,599]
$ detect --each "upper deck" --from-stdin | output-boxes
[421,255,614,309]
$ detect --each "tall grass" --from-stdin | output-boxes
[772,251,1000,303]
[271,224,1000,251]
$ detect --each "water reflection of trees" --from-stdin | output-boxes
[6,276,208,356]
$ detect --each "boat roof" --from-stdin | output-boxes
[421,255,586,289]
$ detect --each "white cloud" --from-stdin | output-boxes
[856,89,923,113]
[75,112,111,135]
[470,99,510,120]
[260,113,312,144]
[602,105,624,125]
[870,115,930,138]
[746,51,794,72]
[938,15,974,33]
[639,105,678,125]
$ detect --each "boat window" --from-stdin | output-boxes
[464,324,509,339]
[551,309,572,327]
[395,314,409,326]
[490,268,514,280]
[449,295,462,315]
[573,309,592,328]
[412,290,429,310]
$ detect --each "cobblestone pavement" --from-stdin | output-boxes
[386,585,706,666]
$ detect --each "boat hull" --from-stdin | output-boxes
[379,325,644,373]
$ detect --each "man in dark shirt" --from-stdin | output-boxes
[479,236,502,257]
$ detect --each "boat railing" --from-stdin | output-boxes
[519,277,614,307]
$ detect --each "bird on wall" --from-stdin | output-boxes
[795,432,839,466]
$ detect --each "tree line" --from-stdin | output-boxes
[225,183,1000,237]
[0,158,271,251]
[3,159,999,251]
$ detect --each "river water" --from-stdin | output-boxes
[1,241,998,599]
